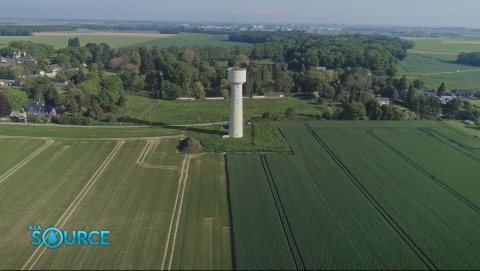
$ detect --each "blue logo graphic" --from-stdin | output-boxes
[30,225,109,249]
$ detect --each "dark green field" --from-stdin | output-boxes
[227,121,480,270]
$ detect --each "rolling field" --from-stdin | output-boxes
[0,32,249,49]
[404,37,480,53]
[398,53,480,90]
[0,126,231,270]
[227,121,480,270]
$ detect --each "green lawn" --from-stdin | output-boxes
[0,129,231,269]
[126,33,251,48]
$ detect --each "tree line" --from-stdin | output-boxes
[457,52,480,66]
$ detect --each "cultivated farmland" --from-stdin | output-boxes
[0,126,231,270]
[227,121,480,270]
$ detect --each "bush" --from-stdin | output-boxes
[58,112,94,126]
[285,107,297,119]
[178,137,203,154]
[107,114,116,123]
[27,114,41,123]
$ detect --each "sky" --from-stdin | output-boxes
[3,0,480,27]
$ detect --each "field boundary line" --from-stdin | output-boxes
[166,154,194,270]
[304,122,437,270]
[22,141,125,270]
[260,154,305,270]
[367,129,480,215]
[160,154,188,270]
[0,137,54,184]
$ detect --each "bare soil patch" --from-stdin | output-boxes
[33,32,175,38]
[408,50,460,56]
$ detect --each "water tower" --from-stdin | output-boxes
[227,67,247,138]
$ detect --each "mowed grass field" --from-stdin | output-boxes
[116,95,321,125]
[0,32,249,49]
[398,53,480,90]
[0,126,231,270]
[227,121,480,270]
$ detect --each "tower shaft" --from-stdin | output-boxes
[229,83,243,138]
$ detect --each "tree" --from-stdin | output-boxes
[285,107,297,119]
[130,52,141,66]
[88,100,104,120]
[413,78,425,90]
[116,93,126,108]
[87,63,100,83]
[344,102,366,120]
[365,100,382,120]
[139,47,154,74]
[274,72,294,93]
[0,94,12,117]
[192,81,206,99]
[2,89,28,111]
[437,82,447,97]
[382,85,398,100]
[161,80,181,100]
[360,91,376,104]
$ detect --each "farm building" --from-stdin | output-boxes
[377,97,392,105]
[265,92,285,98]
[9,111,27,122]
[452,89,473,97]
[315,67,327,71]
[51,78,69,87]
[438,96,454,104]
[49,64,60,73]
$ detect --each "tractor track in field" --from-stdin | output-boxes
[260,154,305,270]
[367,129,480,216]
[137,140,183,172]
[303,122,437,270]
[0,137,54,185]
[22,140,125,270]
[417,128,480,161]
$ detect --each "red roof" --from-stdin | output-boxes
[14,78,22,83]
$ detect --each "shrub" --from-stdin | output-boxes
[107,114,116,123]
[285,107,297,119]
[178,137,203,154]
[58,112,94,126]
[27,114,41,123]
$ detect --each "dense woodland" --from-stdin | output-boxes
[0,31,478,124]
[457,52,480,66]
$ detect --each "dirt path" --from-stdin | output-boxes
[137,140,183,172]
[0,137,54,184]
[419,69,480,76]
[22,141,125,270]
[409,50,460,56]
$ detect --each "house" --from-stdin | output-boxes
[265,92,285,98]
[438,96,454,104]
[424,90,437,98]
[0,80,4,86]
[38,70,45,76]
[49,64,60,73]
[9,111,27,122]
[452,89,473,97]
[376,75,389,80]
[26,103,56,117]
[0,57,7,66]
[286,70,295,76]
[4,52,35,65]
[316,67,327,71]
[51,78,69,87]
[8,78,22,87]
[377,97,392,105]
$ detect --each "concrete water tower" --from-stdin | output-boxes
[228,67,247,138]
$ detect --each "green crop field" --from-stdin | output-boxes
[0,125,231,270]
[227,121,480,270]
[127,33,250,48]
[398,53,480,90]
[406,38,480,53]
[0,32,249,49]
